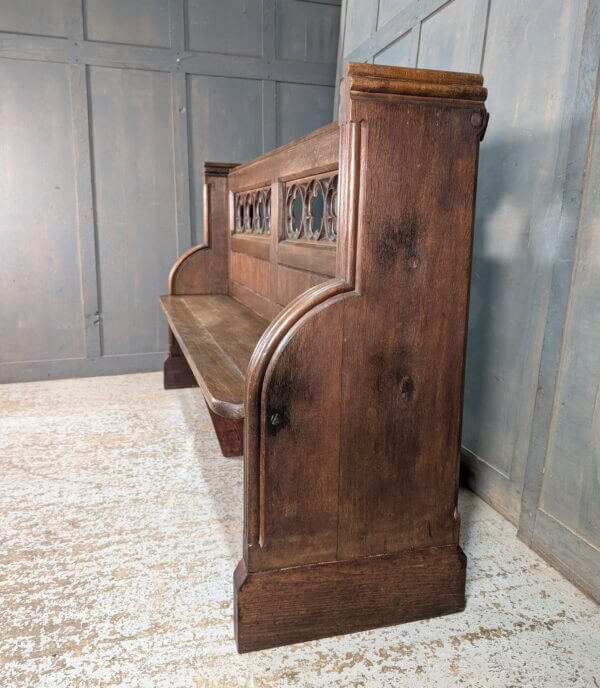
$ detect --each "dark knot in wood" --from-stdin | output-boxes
[400,376,414,400]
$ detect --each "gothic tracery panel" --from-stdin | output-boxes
[285,172,338,243]
[233,187,271,235]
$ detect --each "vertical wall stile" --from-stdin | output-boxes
[408,21,421,66]
[169,1,193,254]
[69,0,102,359]
[262,0,278,152]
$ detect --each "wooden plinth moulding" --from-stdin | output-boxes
[160,63,488,651]
[234,545,466,653]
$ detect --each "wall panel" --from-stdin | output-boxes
[187,75,264,243]
[83,0,171,47]
[417,0,479,72]
[276,0,340,63]
[276,82,335,145]
[88,66,177,356]
[185,0,263,56]
[0,0,73,38]
[374,31,412,65]
[524,35,600,598]
[377,0,412,29]
[0,59,84,363]
[342,0,376,56]
[463,0,581,516]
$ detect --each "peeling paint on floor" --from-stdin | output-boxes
[0,372,598,687]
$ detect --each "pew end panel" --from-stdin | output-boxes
[235,63,487,651]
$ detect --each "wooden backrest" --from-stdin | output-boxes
[224,123,340,321]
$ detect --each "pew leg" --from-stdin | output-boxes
[207,407,243,457]
[164,335,198,390]
[234,545,466,653]
[164,354,198,389]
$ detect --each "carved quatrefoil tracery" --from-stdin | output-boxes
[234,188,271,235]
[285,173,338,242]
[233,173,339,242]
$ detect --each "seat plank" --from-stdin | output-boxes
[159,295,268,418]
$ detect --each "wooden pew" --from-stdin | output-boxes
[160,62,488,652]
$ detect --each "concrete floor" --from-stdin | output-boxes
[1,372,598,688]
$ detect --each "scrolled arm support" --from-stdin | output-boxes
[168,162,236,296]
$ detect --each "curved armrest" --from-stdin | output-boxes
[168,243,221,295]
[168,162,236,295]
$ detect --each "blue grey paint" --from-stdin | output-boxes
[185,0,262,56]
[0,0,341,383]
[187,74,264,244]
[88,66,178,356]
[276,82,335,145]
[374,31,412,66]
[84,0,171,48]
[517,0,600,601]
[0,59,85,364]
[337,0,599,598]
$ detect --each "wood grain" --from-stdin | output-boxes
[169,168,235,296]
[234,544,466,652]
[207,406,243,457]
[230,252,271,298]
[227,125,340,316]
[163,353,198,390]
[275,265,327,306]
[231,234,271,261]
[337,96,479,559]
[228,122,339,193]
[229,280,281,322]
[238,62,485,648]
[348,74,487,101]
[160,295,267,418]
[254,296,345,569]
[277,239,336,277]
[346,62,484,85]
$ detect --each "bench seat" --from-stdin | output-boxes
[159,294,268,419]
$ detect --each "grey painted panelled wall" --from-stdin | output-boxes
[336,0,600,600]
[0,0,340,381]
